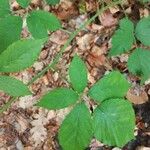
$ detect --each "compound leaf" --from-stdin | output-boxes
[36,88,79,109]
[27,10,61,39]
[135,17,150,46]
[59,103,93,150]
[93,98,135,147]
[0,0,10,18]
[16,0,31,8]
[127,48,150,83]
[0,15,22,54]
[45,0,60,5]
[109,18,134,56]
[0,39,46,72]
[0,76,31,96]
[69,55,87,93]
[88,71,130,103]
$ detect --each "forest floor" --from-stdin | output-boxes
[0,0,150,150]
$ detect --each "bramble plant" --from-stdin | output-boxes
[109,16,150,83]
[37,55,135,149]
[0,0,150,149]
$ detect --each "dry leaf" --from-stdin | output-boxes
[30,110,49,146]
[19,96,36,109]
[126,88,148,105]
[99,10,118,27]
[85,0,98,12]
[33,62,44,71]
[87,45,107,67]
[54,0,78,20]
[87,53,105,67]
[137,147,150,150]
[77,34,94,50]
[50,30,69,45]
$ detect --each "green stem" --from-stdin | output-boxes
[0,97,17,115]
[60,28,72,34]
[0,0,123,115]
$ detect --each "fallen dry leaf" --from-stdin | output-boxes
[85,0,98,12]
[19,96,37,109]
[137,147,150,150]
[87,53,106,67]
[126,88,148,105]
[99,10,118,27]
[50,30,69,45]
[30,110,49,146]
[87,45,107,67]
[53,0,79,20]
[77,34,94,50]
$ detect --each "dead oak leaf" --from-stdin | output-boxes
[30,111,49,146]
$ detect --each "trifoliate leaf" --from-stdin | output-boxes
[36,88,79,109]
[0,76,31,96]
[27,10,61,39]
[88,71,130,103]
[0,0,10,18]
[45,0,60,5]
[16,0,31,8]
[93,98,135,147]
[59,103,93,150]
[69,55,87,93]
[127,48,150,83]
[0,39,46,72]
[0,15,22,54]
[109,18,134,56]
[135,17,150,46]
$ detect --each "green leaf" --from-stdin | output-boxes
[127,48,150,83]
[138,0,150,3]
[69,55,87,93]
[45,0,60,5]
[36,88,79,109]
[0,76,31,96]
[27,10,61,39]
[109,18,134,56]
[0,39,46,72]
[59,103,93,150]
[93,98,135,147]
[16,0,31,8]
[135,17,150,46]
[88,71,130,103]
[0,0,10,18]
[0,15,22,54]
